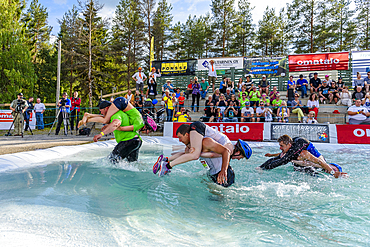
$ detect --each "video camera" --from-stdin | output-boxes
[15,99,26,113]
[60,98,67,107]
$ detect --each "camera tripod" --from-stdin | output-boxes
[48,107,73,136]
[5,110,33,137]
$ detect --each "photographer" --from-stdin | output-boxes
[174,107,191,122]
[70,91,81,131]
[9,93,28,136]
[55,92,71,135]
[24,96,34,131]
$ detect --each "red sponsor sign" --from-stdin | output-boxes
[336,125,370,144]
[172,122,264,141]
[289,52,349,72]
[0,112,14,122]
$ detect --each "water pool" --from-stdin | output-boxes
[0,137,369,246]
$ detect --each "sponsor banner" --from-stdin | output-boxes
[244,57,287,77]
[336,125,370,144]
[288,52,349,72]
[172,122,264,141]
[0,110,35,130]
[271,123,330,143]
[197,57,244,71]
[152,59,197,76]
[351,50,370,82]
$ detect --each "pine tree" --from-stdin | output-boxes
[152,0,173,60]
[211,0,235,57]
[78,0,110,108]
[58,6,83,97]
[229,0,254,56]
[355,0,370,49]
[332,0,356,51]
[140,0,156,68]
[168,21,185,59]
[22,0,52,63]
[0,0,37,103]
[256,7,279,56]
[112,0,145,89]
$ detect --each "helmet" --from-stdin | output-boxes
[329,163,342,172]
[235,139,252,159]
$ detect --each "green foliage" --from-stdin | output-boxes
[355,0,370,49]
[152,0,173,60]
[0,0,37,103]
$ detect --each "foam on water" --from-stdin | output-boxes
[0,137,369,246]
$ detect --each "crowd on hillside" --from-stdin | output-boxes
[127,66,370,125]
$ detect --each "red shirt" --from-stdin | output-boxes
[187,83,193,90]
[71,97,81,112]
[178,96,185,104]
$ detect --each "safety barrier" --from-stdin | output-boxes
[163,122,370,144]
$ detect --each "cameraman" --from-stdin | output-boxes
[55,92,71,135]
[174,107,191,122]
[10,93,28,136]
[24,96,34,131]
[70,91,81,131]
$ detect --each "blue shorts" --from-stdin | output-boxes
[306,143,321,158]
[113,97,128,111]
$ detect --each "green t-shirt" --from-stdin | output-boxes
[111,109,143,143]
[200,81,209,90]
[240,98,250,108]
[261,98,270,105]
[272,99,282,107]
[249,91,261,101]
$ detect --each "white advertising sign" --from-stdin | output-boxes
[197,57,244,71]
[0,110,35,130]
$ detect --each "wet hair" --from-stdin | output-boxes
[277,135,293,145]
[176,124,191,136]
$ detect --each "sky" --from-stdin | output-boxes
[39,0,290,37]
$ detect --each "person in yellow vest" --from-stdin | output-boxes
[124,89,135,105]
[163,90,174,122]
[175,107,191,122]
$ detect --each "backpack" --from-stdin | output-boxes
[78,127,91,136]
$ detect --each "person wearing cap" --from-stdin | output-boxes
[147,67,160,100]
[296,74,308,98]
[200,78,209,99]
[132,67,147,95]
[258,75,270,95]
[93,100,144,163]
[24,96,34,132]
[241,101,255,122]
[55,92,71,135]
[10,93,28,136]
[322,75,332,86]
[162,79,174,94]
[310,72,321,93]
[337,77,344,92]
[153,122,252,187]
[205,59,217,92]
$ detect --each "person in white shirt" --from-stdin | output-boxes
[362,93,370,111]
[347,99,370,124]
[33,98,46,129]
[338,86,352,107]
[241,101,255,122]
[206,60,217,92]
[256,101,272,122]
[304,111,318,124]
[132,67,147,95]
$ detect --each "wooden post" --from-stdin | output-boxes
[56,40,61,115]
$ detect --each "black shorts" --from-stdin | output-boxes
[208,166,235,187]
[109,137,142,163]
[113,97,129,111]
[190,121,206,136]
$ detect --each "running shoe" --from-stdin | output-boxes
[158,157,171,177]
[153,155,163,174]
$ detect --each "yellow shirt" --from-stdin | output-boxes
[176,112,189,122]
[163,96,173,110]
